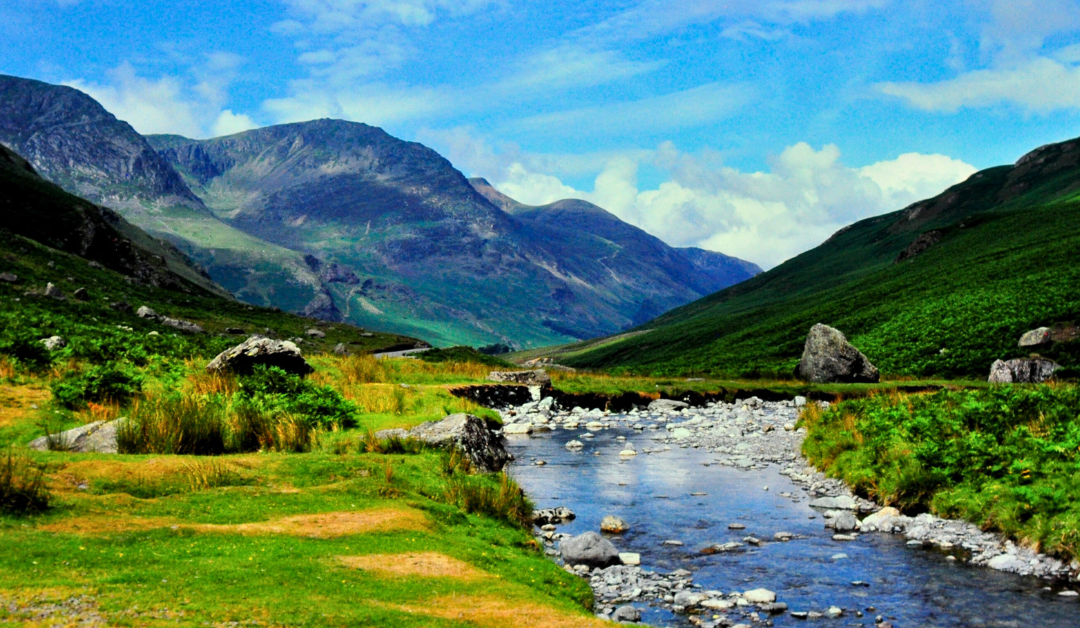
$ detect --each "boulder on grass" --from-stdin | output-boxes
[205,336,314,376]
[1018,327,1052,348]
[28,419,124,453]
[988,358,1058,384]
[795,324,879,383]
[487,370,551,386]
[377,413,510,472]
[40,336,66,351]
[560,531,621,568]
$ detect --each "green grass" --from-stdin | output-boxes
[801,385,1080,561]
[539,154,1080,380]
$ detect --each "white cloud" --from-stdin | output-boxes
[67,59,259,139]
[878,57,1080,112]
[277,0,502,31]
[445,132,976,269]
[500,45,666,93]
[504,82,756,138]
[264,81,446,126]
[212,110,259,136]
[68,63,205,137]
[582,0,888,43]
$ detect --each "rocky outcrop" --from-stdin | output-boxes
[487,370,551,386]
[205,336,314,376]
[378,413,510,473]
[1018,327,1052,348]
[560,532,621,568]
[795,324,880,383]
[895,230,943,262]
[988,358,1058,384]
[136,305,204,334]
[28,419,124,453]
[40,336,66,351]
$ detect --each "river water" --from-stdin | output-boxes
[506,424,1080,628]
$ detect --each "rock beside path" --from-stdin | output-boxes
[561,531,621,568]
[988,358,1058,383]
[1018,327,1053,348]
[29,419,124,453]
[487,370,551,386]
[382,413,510,473]
[648,399,689,411]
[206,336,314,376]
[795,324,879,383]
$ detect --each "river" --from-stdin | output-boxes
[506,416,1080,627]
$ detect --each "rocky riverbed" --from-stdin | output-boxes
[501,396,1080,625]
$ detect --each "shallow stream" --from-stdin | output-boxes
[507,425,1080,627]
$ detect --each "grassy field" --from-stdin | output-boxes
[0,349,611,628]
[801,385,1080,564]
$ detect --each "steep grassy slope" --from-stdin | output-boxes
[539,136,1080,378]
[0,75,330,321]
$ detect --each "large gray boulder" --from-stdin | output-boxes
[1018,327,1052,348]
[560,531,621,568]
[487,370,551,386]
[795,324,879,383]
[988,358,1058,384]
[379,413,510,473]
[29,419,124,453]
[649,398,689,412]
[205,336,314,376]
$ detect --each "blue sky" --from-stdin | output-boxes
[4,0,1080,267]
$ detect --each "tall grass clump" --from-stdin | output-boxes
[340,354,387,384]
[0,452,50,515]
[442,471,533,528]
[118,395,228,455]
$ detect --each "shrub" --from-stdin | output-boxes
[0,334,52,370]
[362,428,427,454]
[237,365,356,429]
[51,362,143,409]
[0,452,50,515]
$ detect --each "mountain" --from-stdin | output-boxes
[523,135,1080,378]
[0,74,327,318]
[0,143,225,295]
[0,73,760,347]
[148,122,760,346]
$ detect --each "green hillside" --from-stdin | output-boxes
[536,136,1080,379]
[0,145,421,362]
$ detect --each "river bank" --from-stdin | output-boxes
[502,395,1080,625]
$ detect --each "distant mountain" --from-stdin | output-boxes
[150,122,760,345]
[525,135,1080,378]
[0,74,761,347]
[0,143,227,295]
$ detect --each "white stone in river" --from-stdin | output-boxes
[826,606,843,618]
[671,427,692,440]
[702,599,736,610]
[742,588,776,604]
[618,552,641,565]
[585,421,605,431]
[503,423,532,435]
[565,440,584,450]
[831,553,849,560]
[619,449,637,457]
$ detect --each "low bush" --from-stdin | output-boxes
[0,334,52,371]
[51,362,143,409]
[237,365,356,429]
[0,452,50,515]
[802,385,1080,559]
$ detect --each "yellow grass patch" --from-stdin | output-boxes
[337,552,488,580]
[38,516,178,535]
[380,594,610,628]
[194,508,429,538]
[0,385,50,428]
